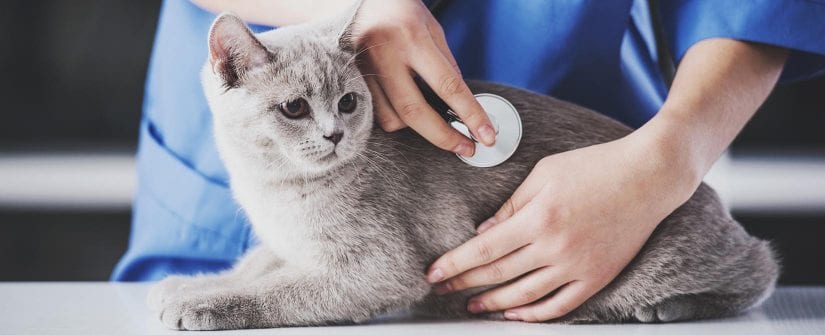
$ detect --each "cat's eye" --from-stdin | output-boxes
[338,93,357,114]
[278,98,310,119]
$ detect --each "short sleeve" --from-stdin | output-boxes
[659,0,825,83]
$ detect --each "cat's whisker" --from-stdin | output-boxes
[361,147,405,179]
[365,138,413,164]
[356,148,406,196]
[344,41,391,67]
[354,153,397,194]
[343,73,382,86]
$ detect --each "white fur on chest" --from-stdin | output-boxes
[232,176,344,273]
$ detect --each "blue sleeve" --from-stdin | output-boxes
[659,0,825,83]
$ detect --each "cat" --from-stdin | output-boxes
[147,3,779,330]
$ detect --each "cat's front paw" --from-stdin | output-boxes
[147,276,191,312]
[159,297,226,330]
[157,293,258,330]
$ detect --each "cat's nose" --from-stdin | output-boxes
[323,132,343,145]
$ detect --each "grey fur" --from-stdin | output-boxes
[148,7,779,330]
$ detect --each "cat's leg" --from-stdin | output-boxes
[157,273,431,330]
[571,193,779,323]
[530,293,735,324]
[147,246,281,312]
[573,242,778,324]
[156,256,432,330]
[633,240,778,323]
[633,293,748,323]
[559,221,778,322]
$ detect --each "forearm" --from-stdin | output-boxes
[191,0,356,26]
[635,38,788,189]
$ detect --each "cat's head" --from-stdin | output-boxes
[202,5,372,177]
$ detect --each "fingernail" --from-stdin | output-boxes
[467,300,487,314]
[477,124,496,146]
[454,142,474,157]
[433,282,452,295]
[427,268,444,283]
[504,311,521,320]
[476,217,498,234]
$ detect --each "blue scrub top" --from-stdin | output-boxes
[112,0,825,281]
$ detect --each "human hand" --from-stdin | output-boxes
[425,134,701,321]
[350,0,496,156]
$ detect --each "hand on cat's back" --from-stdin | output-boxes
[350,0,497,157]
[426,133,703,322]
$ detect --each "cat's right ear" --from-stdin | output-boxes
[208,13,271,88]
[336,0,365,53]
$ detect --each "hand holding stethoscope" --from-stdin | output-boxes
[416,77,522,167]
[350,0,499,158]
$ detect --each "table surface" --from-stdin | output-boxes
[1,283,823,335]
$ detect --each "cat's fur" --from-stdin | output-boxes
[147,5,779,330]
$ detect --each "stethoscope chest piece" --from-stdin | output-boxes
[450,93,522,168]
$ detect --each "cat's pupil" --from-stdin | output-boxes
[338,93,357,114]
[279,98,309,118]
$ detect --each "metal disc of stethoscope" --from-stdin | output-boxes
[448,93,522,167]
[414,77,523,168]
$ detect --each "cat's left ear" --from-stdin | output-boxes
[335,0,365,53]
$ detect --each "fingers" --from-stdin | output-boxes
[358,13,485,152]
[477,170,546,234]
[411,39,496,146]
[365,76,405,131]
[427,209,533,283]
[375,59,475,156]
[475,216,498,234]
[467,266,567,314]
[434,244,546,293]
[495,176,545,222]
[505,280,594,322]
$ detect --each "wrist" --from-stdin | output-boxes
[625,111,707,201]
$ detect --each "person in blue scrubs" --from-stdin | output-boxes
[114,0,825,321]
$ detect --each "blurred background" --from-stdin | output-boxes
[0,0,823,284]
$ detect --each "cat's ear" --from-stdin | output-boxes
[208,13,271,88]
[335,0,365,53]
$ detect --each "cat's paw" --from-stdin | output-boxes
[147,276,191,312]
[157,293,252,330]
[159,297,223,330]
[634,300,696,323]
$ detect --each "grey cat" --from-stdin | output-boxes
[147,4,779,330]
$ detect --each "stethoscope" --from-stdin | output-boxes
[416,78,522,168]
[417,1,523,168]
